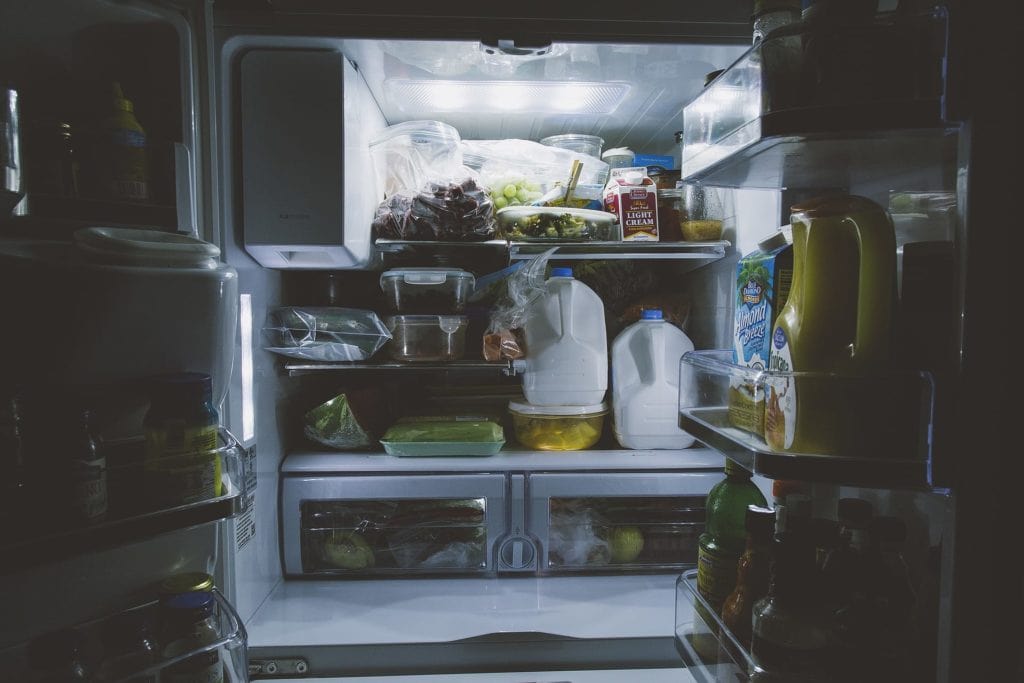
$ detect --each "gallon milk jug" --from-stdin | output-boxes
[765,195,898,456]
[612,309,696,449]
[521,267,607,406]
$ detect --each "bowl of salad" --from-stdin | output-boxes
[496,206,618,242]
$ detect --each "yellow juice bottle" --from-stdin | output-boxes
[765,195,897,456]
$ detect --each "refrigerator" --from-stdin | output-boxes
[0,0,1014,681]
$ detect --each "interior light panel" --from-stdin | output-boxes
[383,79,631,115]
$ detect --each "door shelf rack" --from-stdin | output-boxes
[678,350,934,489]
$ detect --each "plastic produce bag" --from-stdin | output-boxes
[548,505,611,567]
[369,120,464,199]
[482,248,557,360]
[303,389,389,450]
[384,499,487,569]
[371,178,497,242]
[461,139,610,209]
[264,307,391,361]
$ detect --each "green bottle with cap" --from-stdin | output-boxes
[697,460,768,613]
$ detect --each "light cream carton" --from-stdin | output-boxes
[603,167,659,241]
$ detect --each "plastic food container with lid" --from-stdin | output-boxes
[539,134,604,159]
[379,417,505,457]
[496,206,618,242]
[385,315,468,362]
[508,401,608,451]
[601,147,634,169]
[380,267,475,313]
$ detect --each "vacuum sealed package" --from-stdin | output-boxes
[264,307,392,361]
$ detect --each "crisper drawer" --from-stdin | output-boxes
[527,473,717,574]
[282,474,507,577]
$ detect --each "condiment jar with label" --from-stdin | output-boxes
[97,82,149,201]
[144,373,221,510]
[159,592,224,683]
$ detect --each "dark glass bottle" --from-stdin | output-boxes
[66,407,108,525]
[27,629,91,682]
[721,505,775,646]
[95,611,157,683]
[750,530,830,681]
[697,460,769,612]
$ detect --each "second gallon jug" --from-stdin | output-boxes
[765,195,898,456]
[521,267,607,406]
[612,309,696,449]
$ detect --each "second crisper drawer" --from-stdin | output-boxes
[527,473,718,574]
[282,474,507,577]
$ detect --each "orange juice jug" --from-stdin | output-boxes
[765,195,897,455]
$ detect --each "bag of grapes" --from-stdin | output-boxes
[461,139,609,210]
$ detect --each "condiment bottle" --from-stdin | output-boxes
[721,505,775,646]
[144,373,221,510]
[65,407,108,525]
[750,529,830,681]
[97,82,149,201]
[697,460,768,612]
[159,591,224,683]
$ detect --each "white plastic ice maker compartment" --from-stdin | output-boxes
[0,239,237,432]
[240,49,386,269]
[281,473,508,577]
[526,472,718,573]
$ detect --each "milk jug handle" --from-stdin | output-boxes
[648,323,665,386]
[848,213,896,363]
[557,281,574,341]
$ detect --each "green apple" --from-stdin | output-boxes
[609,526,645,563]
[323,531,375,570]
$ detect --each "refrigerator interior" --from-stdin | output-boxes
[0,0,980,679]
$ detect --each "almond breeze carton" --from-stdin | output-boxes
[604,167,659,241]
[728,231,793,436]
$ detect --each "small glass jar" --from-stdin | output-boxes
[678,182,726,242]
[656,189,684,242]
[159,592,224,683]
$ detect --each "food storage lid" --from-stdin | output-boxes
[380,267,475,287]
[496,205,616,227]
[539,133,604,155]
[159,571,215,594]
[601,147,634,159]
[550,267,573,278]
[74,227,220,268]
[757,231,790,252]
[385,315,468,331]
[508,400,608,416]
[369,119,461,147]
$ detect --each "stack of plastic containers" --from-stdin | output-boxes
[510,267,609,450]
[379,267,475,362]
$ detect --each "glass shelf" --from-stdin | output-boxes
[285,359,515,376]
[1,588,247,682]
[678,350,933,489]
[0,428,247,574]
[374,238,730,263]
[679,8,953,189]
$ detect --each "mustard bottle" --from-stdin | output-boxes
[765,195,897,456]
[100,82,149,201]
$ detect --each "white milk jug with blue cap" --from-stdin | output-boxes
[521,267,608,406]
[612,308,696,449]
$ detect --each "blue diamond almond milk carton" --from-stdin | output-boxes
[728,232,793,437]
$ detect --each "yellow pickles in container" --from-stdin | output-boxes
[508,401,607,451]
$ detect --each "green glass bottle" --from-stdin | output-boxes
[697,460,768,613]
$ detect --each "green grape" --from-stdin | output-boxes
[516,187,531,203]
[525,182,541,192]
[507,198,522,206]
[528,191,544,201]
[494,196,509,209]
[503,184,519,198]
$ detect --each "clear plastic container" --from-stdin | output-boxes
[601,147,634,169]
[380,267,475,313]
[379,417,505,457]
[539,133,604,159]
[496,206,617,242]
[385,314,468,362]
[368,120,462,198]
[508,401,608,451]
